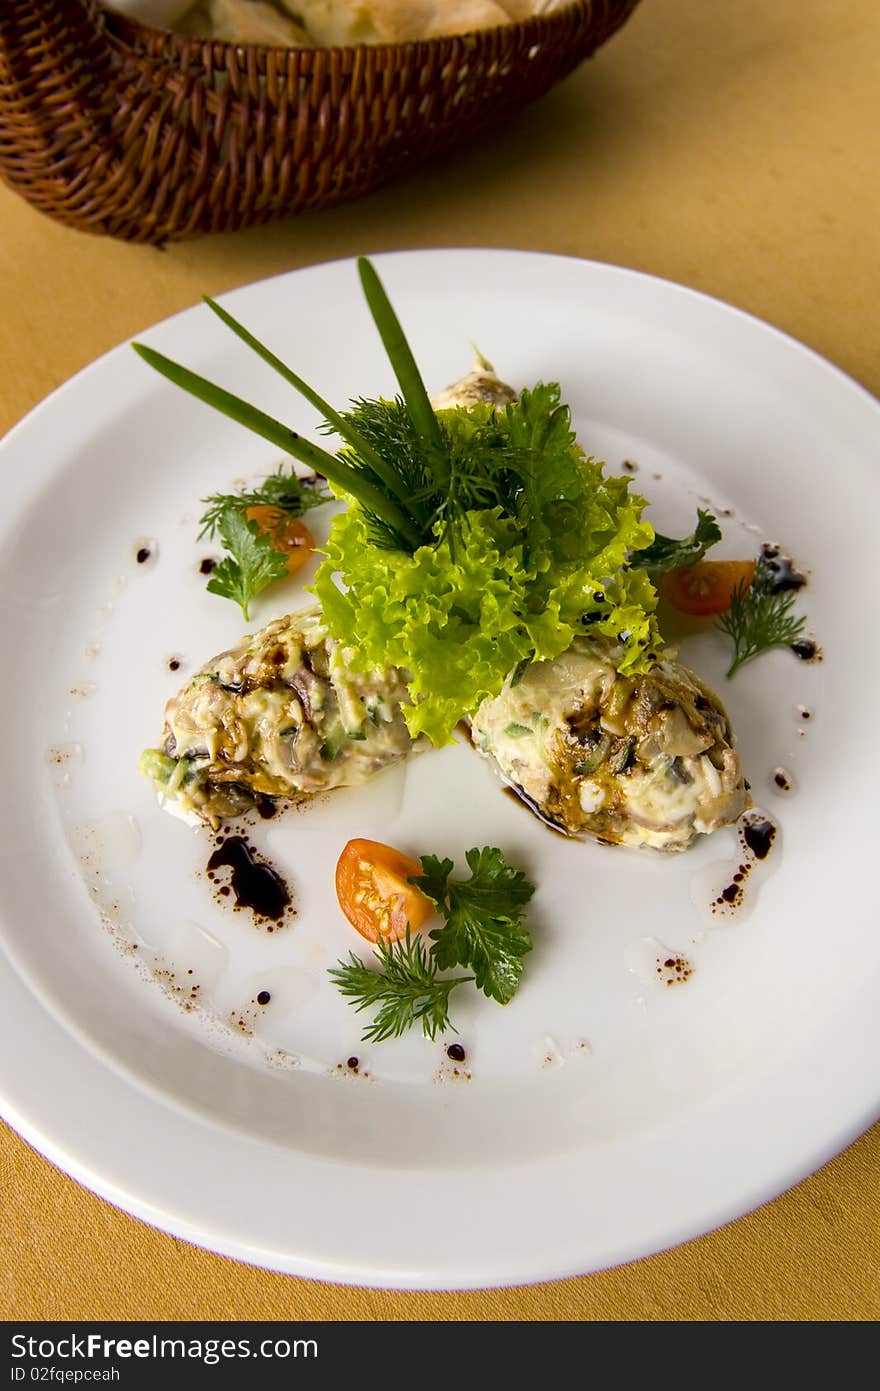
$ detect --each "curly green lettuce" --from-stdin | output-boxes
[314,434,662,745]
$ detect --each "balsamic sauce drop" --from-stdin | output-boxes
[760,543,807,593]
[791,638,819,662]
[206,837,290,920]
[743,817,776,860]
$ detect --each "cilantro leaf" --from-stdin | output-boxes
[415,847,535,1005]
[206,506,289,620]
[630,509,722,573]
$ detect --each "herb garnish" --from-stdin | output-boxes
[194,464,332,619]
[717,554,807,676]
[414,847,535,1005]
[204,507,289,621]
[329,846,536,1041]
[329,930,472,1044]
[198,464,330,541]
[630,508,722,573]
[133,258,666,741]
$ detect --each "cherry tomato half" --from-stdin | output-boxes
[662,560,757,617]
[335,838,435,944]
[245,505,315,575]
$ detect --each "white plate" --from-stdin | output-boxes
[1,250,878,1289]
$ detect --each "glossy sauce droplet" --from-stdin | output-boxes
[206,837,291,923]
[772,767,795,794]
[257,990,271,1006]
[446,1043,466,1062]
[743,816,777,860]
[199,557,217,575]
[134,538,158,567]
[760,543,807,592]
[656,954,694,986]
[791,638,821,662]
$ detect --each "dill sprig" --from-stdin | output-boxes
[198,464,330,541]
[717,557,807,676]
[329,930,472,1044]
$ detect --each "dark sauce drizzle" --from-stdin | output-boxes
[199,557,217,575]
[712,814,778,913]
[791,638,820,662]
[502,784,570,837]
[758,546,820,660]
[760,543,807,593]
[743,816,776,860]
[206,836,291,923]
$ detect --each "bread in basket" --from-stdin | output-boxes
[0,0,640,244]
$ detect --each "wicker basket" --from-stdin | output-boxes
[0,0,639,245]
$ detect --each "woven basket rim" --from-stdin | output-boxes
[106,0,591,56]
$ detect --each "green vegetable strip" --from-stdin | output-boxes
[131,343,422,549]
[201,296,419,518]
[357,257,450,488]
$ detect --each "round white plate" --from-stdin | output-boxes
[1,250,878,1289]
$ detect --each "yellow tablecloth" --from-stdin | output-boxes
[1,0,878,1320]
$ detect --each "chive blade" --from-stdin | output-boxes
[132,343,421,548]
[357,257,450,486]
[201,296,420,518]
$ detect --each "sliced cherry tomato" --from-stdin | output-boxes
[662,560,757,617]
[245,505,315,575]
[335,838,435,944]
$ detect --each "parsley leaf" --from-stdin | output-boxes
[630,508,722,573]
[206,506,289,621]
[414,847,535,1005]
[328,930,472,1043]
[716,554,807,676]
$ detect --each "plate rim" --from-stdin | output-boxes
[2,247,879,1289]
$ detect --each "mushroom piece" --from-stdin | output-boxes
[470,638,750,851]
